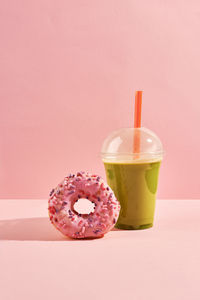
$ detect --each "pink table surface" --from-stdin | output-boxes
[0,200,200,300]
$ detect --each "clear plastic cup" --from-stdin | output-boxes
[101,127,164,230]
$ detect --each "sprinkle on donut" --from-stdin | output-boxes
[48,171,120,239]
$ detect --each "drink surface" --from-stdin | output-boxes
[104,160,161,229]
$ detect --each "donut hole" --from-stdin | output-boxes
[73,198,95,215]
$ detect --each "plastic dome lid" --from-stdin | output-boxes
[101,127,164,162]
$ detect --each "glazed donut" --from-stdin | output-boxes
[48,171,120,239]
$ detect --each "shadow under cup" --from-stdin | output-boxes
[101,127,164,230]
[104,160,161,230]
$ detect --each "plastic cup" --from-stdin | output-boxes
[101,127,164,230]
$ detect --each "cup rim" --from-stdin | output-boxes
[101,150,165,158]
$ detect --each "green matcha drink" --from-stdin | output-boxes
[101,127,164,230]
[104,160,161,229]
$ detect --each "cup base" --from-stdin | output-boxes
[115,223,153,230]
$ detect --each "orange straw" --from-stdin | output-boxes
[133,91,143,155]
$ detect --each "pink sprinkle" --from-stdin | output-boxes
[49,206,56,214]
[100,183,105,190]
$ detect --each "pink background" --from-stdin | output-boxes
[0,0,200,199]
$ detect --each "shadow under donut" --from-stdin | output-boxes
[0,217,70,241]
[0,216,124,241]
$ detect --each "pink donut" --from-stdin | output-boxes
[48,171,120,239]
